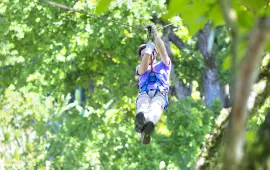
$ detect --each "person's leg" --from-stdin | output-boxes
[146,91,166,124]
[140,121,155,144]
[135,92,150,133]
[140,91,166,144]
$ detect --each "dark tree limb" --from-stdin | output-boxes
[168,32,187,49]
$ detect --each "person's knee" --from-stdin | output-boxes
[148,102,163,115]
[150,102,162,108]
[139,103,149,110]
[151,98,165,109]
[152,115,160,124]
[137,103,149,113]
[136,93,150,108]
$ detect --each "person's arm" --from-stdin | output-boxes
[154,36,170,65]
[148,24,170,66]
[138,53,150,75]
[137,41,155,75]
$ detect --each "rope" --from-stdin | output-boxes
[40,0,176,74]
[146,27,155,72]
[39,0,179,31]
[150,54,154,72]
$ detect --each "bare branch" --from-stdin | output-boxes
[218,0,239,101]
[223,16,270,170]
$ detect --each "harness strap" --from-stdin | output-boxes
[139,71,169,110]
[139,71,161,93]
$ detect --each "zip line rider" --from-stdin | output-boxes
[135,24,171,144]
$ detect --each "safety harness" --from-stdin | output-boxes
[139,27,169,109]
[139,65,169,110]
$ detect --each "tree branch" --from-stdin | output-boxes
[195,109,230,170]
[248,60,270,118]
[223,16,270,170]
[168,32,187,50]
[243,109,270,169]
[218,0,239,105]
[39,0,81,12]
[249,80,270,118]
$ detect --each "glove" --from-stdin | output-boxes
[144,40,155,55]
[146,24,158,37]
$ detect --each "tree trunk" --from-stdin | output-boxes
[197,23,222,107]
[223,16,270,170]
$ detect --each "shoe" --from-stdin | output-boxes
[134,112,146,133]
[141,121,154,144]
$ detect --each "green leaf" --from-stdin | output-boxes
[246,131,256,143]
[241,0,268,12]
[208,3,225,26]
[222,55,231,70]
[14,148,20,160]
[237,10,254,31]
[266,5,270,15]
[162,0,187,20]
[96,0,111,14]
[266,40,270,52]
[4,132,10,142]
[180,2,208,35]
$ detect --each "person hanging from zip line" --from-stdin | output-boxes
[135,24,171,144]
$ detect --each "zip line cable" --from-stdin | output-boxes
[39,0,179,74]
[39,0,178,32]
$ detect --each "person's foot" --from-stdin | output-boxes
[134,112,146,133]
[141,121,155,144]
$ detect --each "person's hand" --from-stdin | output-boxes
[146,24,158,37]
[144,40,155,55]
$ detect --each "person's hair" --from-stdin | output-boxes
[137,44,146,58]
[137,44,158,60]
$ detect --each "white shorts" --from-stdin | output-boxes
[136,90,167,124]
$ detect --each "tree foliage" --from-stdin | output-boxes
[0,0,269,169]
